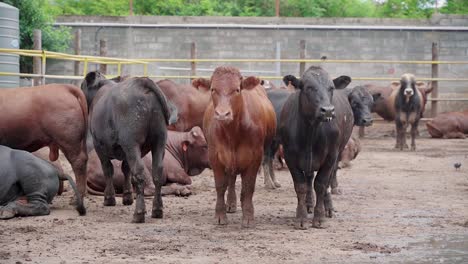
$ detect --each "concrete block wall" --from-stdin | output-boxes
[48,14,468,114]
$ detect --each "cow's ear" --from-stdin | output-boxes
[283,75,300,89]
[333,76,352,90]
[416,81,433,94]
[391,81,400,90]
[181,141,189,152]
[192,78,211,92]
[241,76,260,90]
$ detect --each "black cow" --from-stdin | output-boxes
[0,145,85,219]
[394,73,423,151]
[86,75,171,223]
[278,66,353,229]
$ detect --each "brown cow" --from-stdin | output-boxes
[86,127,210,196]
[426,110,468,139]
[365,81,433,121]
[157,79,211,131]
[203,66,276,228]
[337,136,361,169]
[0,84,88,207]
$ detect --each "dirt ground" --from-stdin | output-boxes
[1,123,468,264]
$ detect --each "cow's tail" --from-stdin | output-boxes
[67,85,89,150]
[61,174,86,216]
[426,121,443,138]
[142,78,171,125]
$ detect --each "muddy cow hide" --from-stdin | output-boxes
[365,81,433,121]
[426,110,468,139]
[0,145,85,219]
[86,126,210,196]
[158,78,211,132]
[86,73,171,224]
[278,66,353,229]
[338,136,361,169]
[202,66,276,228]
[0,84,88,207]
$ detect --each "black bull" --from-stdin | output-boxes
[0,145,85,219]
[85,75,171,223]
[272,66,372,229]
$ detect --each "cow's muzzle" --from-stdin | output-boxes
[360,118,373,127]
[214,109,233,122]
[404,88,414,96]
[319,106,335,122]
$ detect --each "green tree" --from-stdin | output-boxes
[440,0,468,14]
[3,0,71,73]
[375,0,436,18]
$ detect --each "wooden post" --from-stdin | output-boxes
[74,29,81,85]
[33,29,42,86]
[99,39,107,74]
[129,0,133,15]
[431,42,439,117]
[299,40,306,76]
[190,42,196,81]
[275,0,280,17]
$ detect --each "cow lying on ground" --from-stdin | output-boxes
[0,145,85,219]
[278,66,353,229]
[0,84,88,207]
[84,74,171,223]
[426,110,468,139]
[393,74,424,150]
[365,81,432,121]
[158,78,211,131]
[338,136,361,169]
[86,127,210,196]
[203,66,276,228]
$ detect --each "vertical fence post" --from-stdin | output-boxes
[74,29,81,85]
[431,42,439,117]
[99,39,107,74]
[33,29,42,86]
[275,0,280,17]
[299,40,305,76]
[190,42,196,81]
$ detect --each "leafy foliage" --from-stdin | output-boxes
[3,0,71,73]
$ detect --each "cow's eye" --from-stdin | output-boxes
[236,89,240,93]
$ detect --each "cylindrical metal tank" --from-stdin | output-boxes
[0,2,19,88]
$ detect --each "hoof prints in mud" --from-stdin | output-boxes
[344,242,402,254]
[0,251,11,260]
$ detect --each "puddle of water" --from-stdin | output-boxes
[405,234,468,264]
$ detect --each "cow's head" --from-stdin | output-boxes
[182,126,210,175]
[285,66,351,123]
[397,73,418,103]
[202,66,259,124]
[347,86,376,127]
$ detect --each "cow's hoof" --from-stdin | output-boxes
[274,181,282,188]
[411,146,416,151]
[331,188,342,195]
[132,213,145,223]
[312,218,323,229]
[151,209,163,219]
[104,196,116,206]
[306,205,314,214]
[226,204,237,213]
[0,209,15,220]
[178,187,192,197]
[325,208,334,218]
[242,218,255,228]
[216,214,228,225]
[294,219,308,230]
[122,194,133,206]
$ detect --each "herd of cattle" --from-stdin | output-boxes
[0,65,467,229]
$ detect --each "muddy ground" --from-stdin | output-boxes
[1,123,468,264]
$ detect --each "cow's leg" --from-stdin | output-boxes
[213,164,229,225]
[395,119,403,149]
[240,165,259,228]
[289,166,307,230]
[124,148,146,223]
[330,167,341,195]
[62,145,88,203]
[313,157,336,228]
[445,131,466,139]
[121,160,133,206]
[151,143,166,219]
[0,200,50,219]
[305,172,315,214]
[410,120,419,151]
[95,151,116,206]
[401,122,409,150]
[226,174,237,213]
